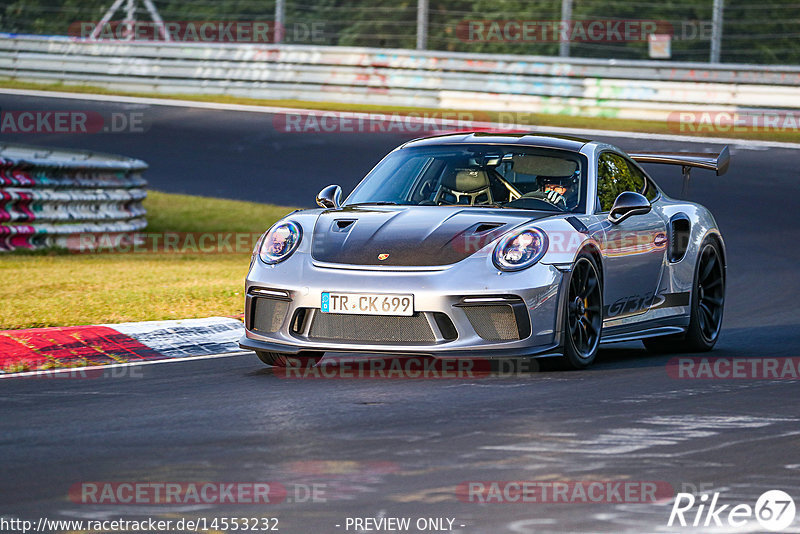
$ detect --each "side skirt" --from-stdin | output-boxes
[600,326,686,344]
[600,316,689,344]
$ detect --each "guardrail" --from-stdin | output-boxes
[1,33,799,121]
[0,142,147,251]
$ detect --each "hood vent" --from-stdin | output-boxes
[332,219,356,232]
[473,222,505,234]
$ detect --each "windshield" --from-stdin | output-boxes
[345,145,587,212]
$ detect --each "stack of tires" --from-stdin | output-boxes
[0,143,148,251]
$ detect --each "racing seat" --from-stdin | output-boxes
[434,169,493,205]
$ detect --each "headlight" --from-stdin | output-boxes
[492,228,548,271]
[259,221,302,264]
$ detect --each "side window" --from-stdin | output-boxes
[596,152,646,212]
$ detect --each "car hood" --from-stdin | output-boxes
[310,205,555,267]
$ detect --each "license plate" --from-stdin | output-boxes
[321,292,414,316]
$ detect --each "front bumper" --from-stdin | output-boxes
[240,252,567,359]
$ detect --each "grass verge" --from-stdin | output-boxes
[0,191,295,330]
[2,78,799,143]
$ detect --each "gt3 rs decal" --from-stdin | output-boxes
[604,292,690,317]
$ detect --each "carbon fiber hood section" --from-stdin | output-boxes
[311,206,554,266]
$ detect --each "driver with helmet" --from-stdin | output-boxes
[529,170,580,210]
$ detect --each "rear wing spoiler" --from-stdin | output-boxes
[628,146,730,196]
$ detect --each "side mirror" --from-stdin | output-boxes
[316,184,342,209]
[608,191,651,224]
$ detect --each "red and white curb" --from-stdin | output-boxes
[0,317,247,378]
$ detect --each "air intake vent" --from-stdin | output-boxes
[457,296,530,341]
[432,312,458,341]
[669,215,691,263]
[252,298,289,334]
[463,305,521,341]
[309,313,436,343]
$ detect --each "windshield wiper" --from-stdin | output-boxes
[347,201,399,206]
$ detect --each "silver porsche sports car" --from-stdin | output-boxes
[240,133,728,369]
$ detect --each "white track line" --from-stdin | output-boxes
[0,350,251,379]
[2,87,800,150]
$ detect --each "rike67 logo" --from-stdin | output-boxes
[669,490,796,531]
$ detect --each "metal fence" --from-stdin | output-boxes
[1,34,799,124]
[0,141,147,251]
[2,0,800,65]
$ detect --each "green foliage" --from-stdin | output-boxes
[597,153,643,212]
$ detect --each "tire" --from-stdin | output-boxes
[559,252,603,369]
[644,239,724,353]
[255,351,323,368]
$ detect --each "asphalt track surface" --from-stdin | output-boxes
[2,93,800,534]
